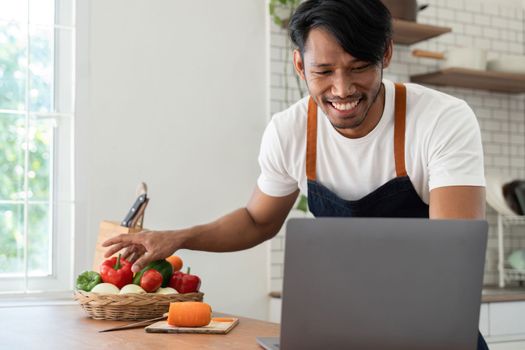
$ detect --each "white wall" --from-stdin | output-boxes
[75,0,270,320]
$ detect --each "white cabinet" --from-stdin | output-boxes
[269,297,282,323]
[479,303,489,336]
[488,342,525,350]
[489,301,525,336]
[485,301,525,349]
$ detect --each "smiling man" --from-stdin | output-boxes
[103,0,487,347]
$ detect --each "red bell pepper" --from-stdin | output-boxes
[100,254,133,289]
[168,267,201,293]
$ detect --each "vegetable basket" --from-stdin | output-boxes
[79,190,204,321]
[74,290,204,321]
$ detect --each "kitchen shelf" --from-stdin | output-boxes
[410,68,525,93]
[393,19,451,45]
[505,269,525,285]
[498,214,525,288]
[503,216,525,226]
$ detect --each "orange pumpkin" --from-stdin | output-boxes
[167,301,212,327]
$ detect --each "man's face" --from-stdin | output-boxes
[293,28,392,138]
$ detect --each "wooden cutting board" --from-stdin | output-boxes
[145,318,239,334]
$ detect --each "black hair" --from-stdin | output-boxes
[288,0,392,65]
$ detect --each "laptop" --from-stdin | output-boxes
[257,218,487,350]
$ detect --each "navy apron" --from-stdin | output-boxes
[305,83,489,349]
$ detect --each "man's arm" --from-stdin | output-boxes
[102,187,299,272]
[429,186,486,219]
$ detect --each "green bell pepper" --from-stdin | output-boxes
[133,259,173,287]
[76,271,102,292]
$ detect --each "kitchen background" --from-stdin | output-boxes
[269,0,525,292]
[46,0,525,323]
[2,0,524,337]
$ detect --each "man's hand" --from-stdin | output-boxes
[119,243,146,262]
[102,230,184,273]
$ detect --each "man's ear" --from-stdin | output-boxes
[382,39,394,69]
[293,49,306,81]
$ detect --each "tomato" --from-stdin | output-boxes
[140,269,163,293]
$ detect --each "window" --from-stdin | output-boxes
[0,0,74,294]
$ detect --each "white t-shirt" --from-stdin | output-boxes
[257,79,485,204]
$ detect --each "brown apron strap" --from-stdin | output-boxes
[306,84,407,181]
[394,83,408,177]
[306,97,318,181]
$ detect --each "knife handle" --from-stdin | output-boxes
[98,313,168,333]
[121,194,147,227]
[130,198,149,229]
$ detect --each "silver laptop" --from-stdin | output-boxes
[257,218,487,350]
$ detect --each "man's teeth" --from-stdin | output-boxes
[331,100,359,111]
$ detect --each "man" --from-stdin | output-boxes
[103,0,487,348]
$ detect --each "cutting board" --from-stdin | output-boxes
[145,318,239,334]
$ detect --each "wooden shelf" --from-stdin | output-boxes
[410,68,525,93]
[393,19,451,45]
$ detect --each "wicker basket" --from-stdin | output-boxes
[74,290,204,321]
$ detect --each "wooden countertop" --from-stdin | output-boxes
[481,286,525,303]
[0,305,279,349]
[270,286,525,303]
